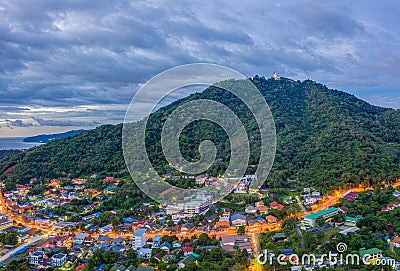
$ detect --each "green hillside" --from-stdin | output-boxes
[1,76,399,192]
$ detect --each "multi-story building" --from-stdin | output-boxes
[29,251,45,265]
[301,208,339,228]
[51,253,67,267]
[184,193,212,215]
[166,204,184,215]
[0,214,13,231]
[359,248,383,264]
[168,192,213,222]
[132,228,147,250]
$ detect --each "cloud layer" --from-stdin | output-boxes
[0,0,399,136]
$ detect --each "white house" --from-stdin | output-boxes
[137,248,152,259]
[29,251,45,266]
[74,233,87,245]
[51,253,67,267]
[392,237,400,248]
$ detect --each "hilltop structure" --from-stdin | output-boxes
[273,71,280,80]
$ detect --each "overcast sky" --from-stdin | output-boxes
[1,0,399,137]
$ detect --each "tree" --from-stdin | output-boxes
[79,222,85,231]
[158,262,167,271]
[237,225,246,235]
[303,232,318,249]
[316,216,325,227]
[332,212,346,223]
[5,259,30,271]
[0,230,18,245]
[181,262,198,271]
[126,248,137,261]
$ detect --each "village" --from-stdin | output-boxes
[0,175,399,271]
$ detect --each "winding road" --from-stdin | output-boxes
[0,235,45,263]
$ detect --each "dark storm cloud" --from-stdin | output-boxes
[5,119,34,127]
[0,0,399,135]
[288,2,364,38]
[32,117,101,127]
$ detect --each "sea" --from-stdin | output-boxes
[0,137,44,150]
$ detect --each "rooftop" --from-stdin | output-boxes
[303,208,338,220]
[359,248,382,257]
[134,228,147,236]
[52,253,67,259]
[345,216,360,222]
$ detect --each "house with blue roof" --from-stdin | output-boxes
[231,214,247,226]
[160,242,172,253]
[257,217,266,223]
[95,263,106,271]
[123,217,134,223]
[152,235,161,248]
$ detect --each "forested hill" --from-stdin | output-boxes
[1,76,399,192]
[0,150,20,164]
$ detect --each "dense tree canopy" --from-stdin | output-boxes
[1,77,399,192]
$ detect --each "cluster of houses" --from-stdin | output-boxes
[215,206,279,228]
[24,228,200,270]
[0,214,13,231]
[381,202,400,212]
[193,175,256,194]
[300,188,322,207]
[26,233,130,267]
[220,234,253,254]
[1,180,103,220]
[167,192,213,223]
[342,191,359,201]
[131,228,203,269]
[300,204,363,235]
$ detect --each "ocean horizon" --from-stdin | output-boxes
[0,137,44,150]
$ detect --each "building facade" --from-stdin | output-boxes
[132,228,147,250]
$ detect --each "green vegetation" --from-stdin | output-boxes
[259,187,400,270]
[190,247,248,271]
[4,258,29,271]
[337,187,400,233]
[1,77,399,192]
[0,230,18,245]
[0,150,20,162]
[86,248,121,271]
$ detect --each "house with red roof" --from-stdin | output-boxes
[183,243,194,256]
[75,264,88,271]
[339,206,348,213]
[392,237,400,248]
[265,215,278,224]
[270,201,285,210]
[256,201,269,213]
[342,192,359,201]
[103,177,120,184]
